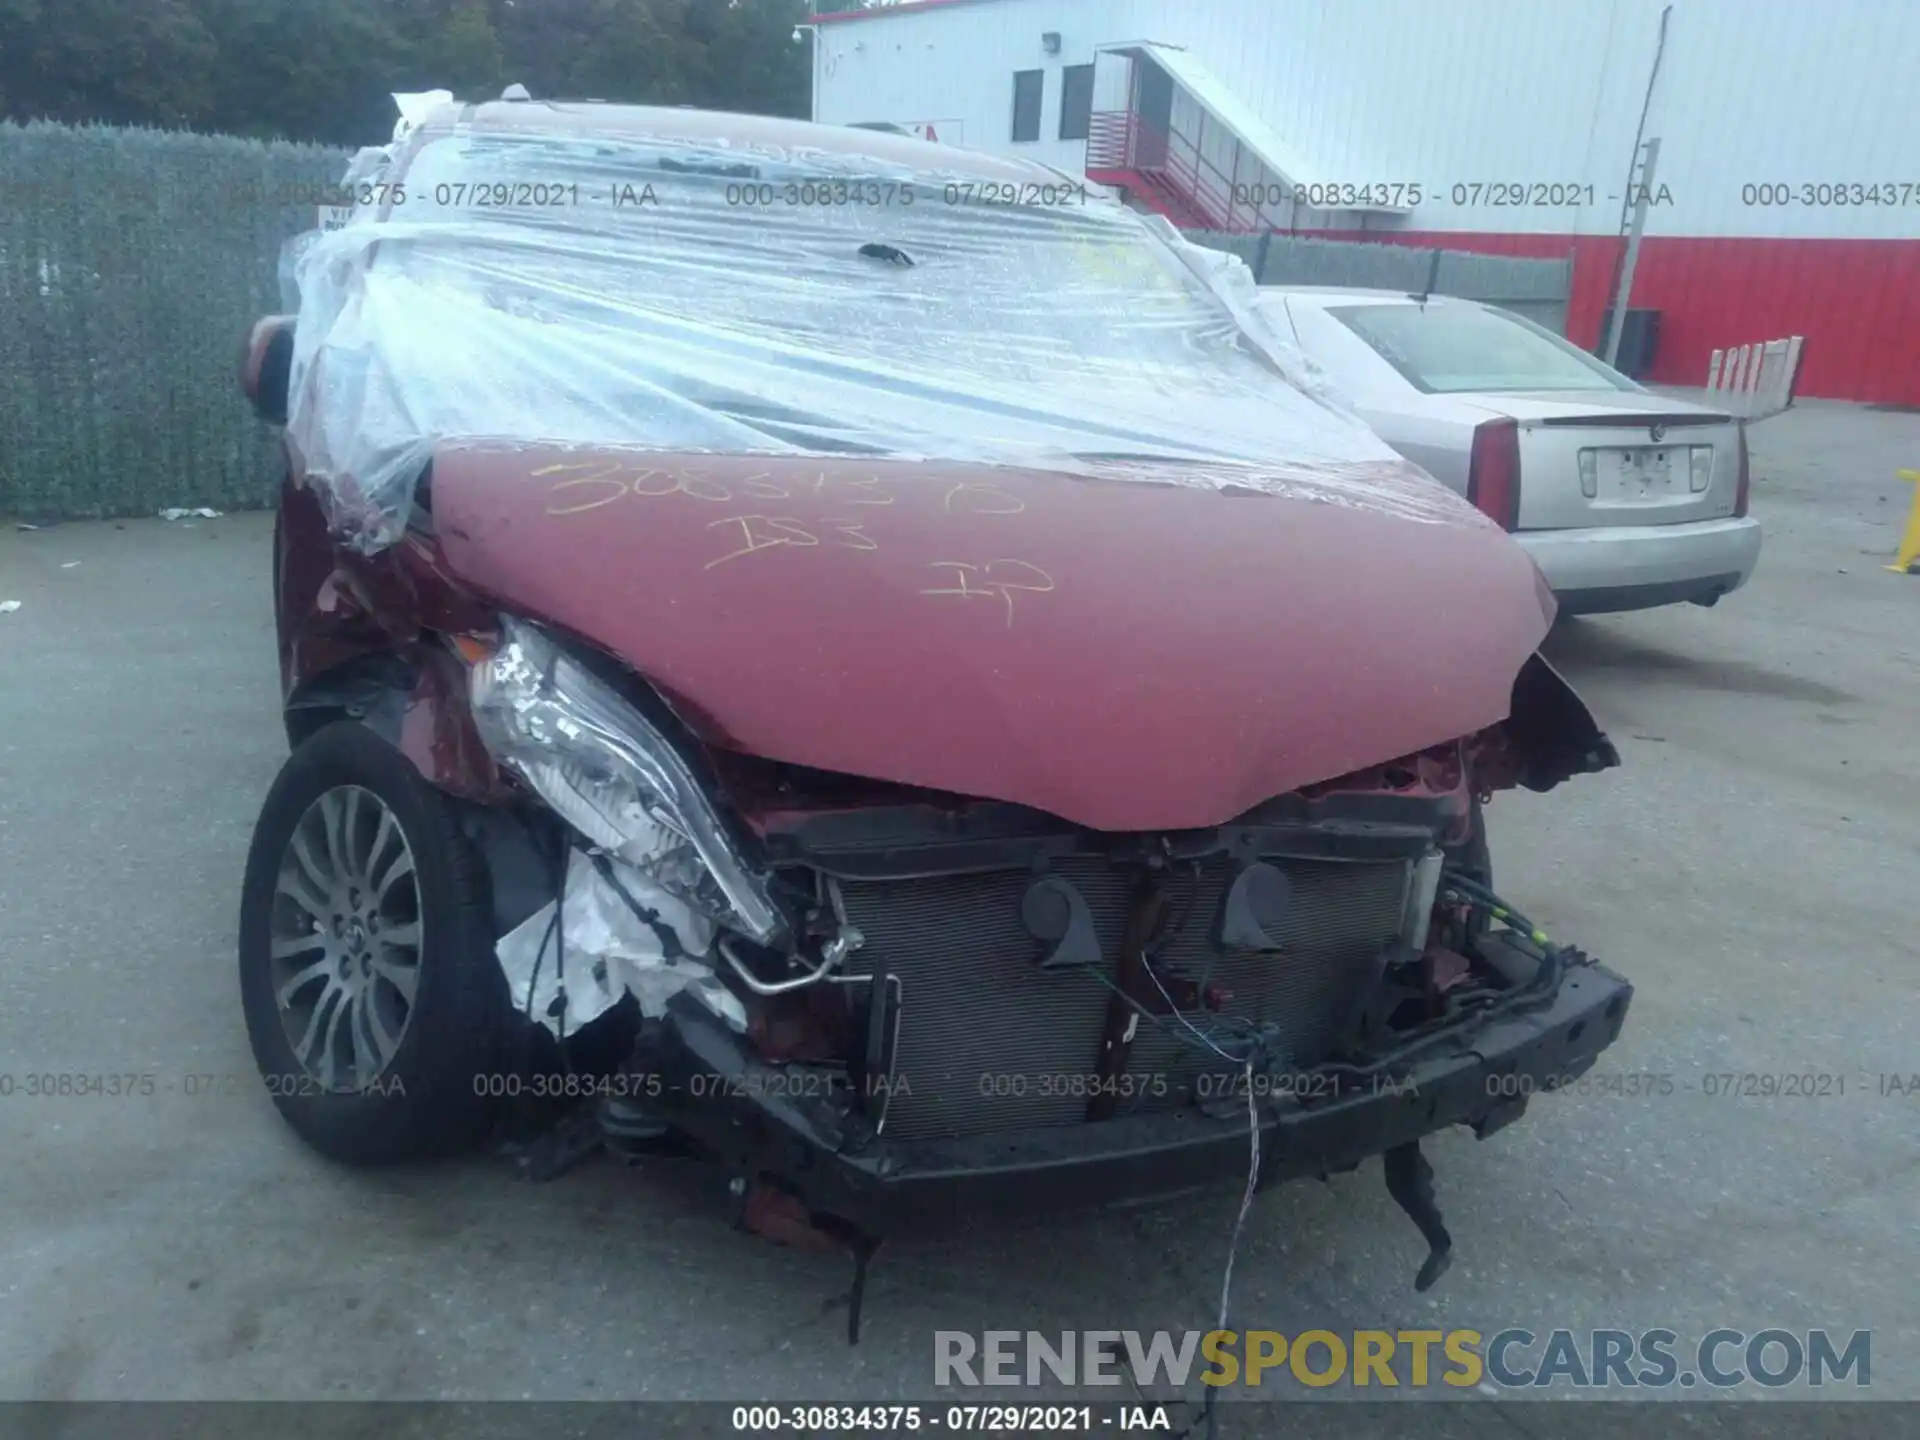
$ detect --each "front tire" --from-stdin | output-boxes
[238,721,508,1163]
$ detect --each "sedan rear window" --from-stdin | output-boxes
[1328,302,1638,394]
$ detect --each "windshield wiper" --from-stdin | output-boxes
[857,242,913,267]
[657,155,758,180]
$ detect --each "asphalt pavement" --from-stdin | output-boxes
[0,401,1915,1429]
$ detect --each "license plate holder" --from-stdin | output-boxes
[1598,446,1679,502]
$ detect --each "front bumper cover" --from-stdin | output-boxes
[634,957,1633,1234]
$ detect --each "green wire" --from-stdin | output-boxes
[1485,904,1552,947]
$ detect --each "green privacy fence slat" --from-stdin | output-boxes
[0,122,351,521]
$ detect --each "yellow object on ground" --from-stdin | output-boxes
[1892,470,1920,574]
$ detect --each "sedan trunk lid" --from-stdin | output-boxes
[1453,391,1742,531]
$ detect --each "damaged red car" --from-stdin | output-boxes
[237,97,1630,1332]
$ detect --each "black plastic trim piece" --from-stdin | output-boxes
[1552,574,1742,615]
[283,651,418,748]
[1507,651,1622,790]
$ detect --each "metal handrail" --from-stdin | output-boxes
[1086,109,1134,171]
[1086,106,1267,232]
[1706,335,1804,419]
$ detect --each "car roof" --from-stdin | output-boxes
[405,100,1062,186]
[1260,285,1480,308]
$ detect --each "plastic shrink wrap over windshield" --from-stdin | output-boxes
[279,98,1477,551]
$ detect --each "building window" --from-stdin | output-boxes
[1011,69,1044,142]
[1059,64,1094,141]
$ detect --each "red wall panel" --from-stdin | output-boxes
[1315,230,1920,407]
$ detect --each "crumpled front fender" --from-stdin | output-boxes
[1484,652,1621,794]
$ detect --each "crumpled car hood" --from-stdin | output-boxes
[428,446,1554,832]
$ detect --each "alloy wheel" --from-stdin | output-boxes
[267,784,423,1091]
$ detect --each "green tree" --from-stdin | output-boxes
[0,0,217,128]
[428,2,507,97]
[390,0,505,97]
[0,0,814,143]
[192,0,415,144]
[684,0,811,118]
[493,0,701,105]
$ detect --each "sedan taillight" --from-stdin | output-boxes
[1734,423,1751,518]
[1467,418,1521,530]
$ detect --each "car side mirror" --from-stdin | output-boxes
[239,315,296,425]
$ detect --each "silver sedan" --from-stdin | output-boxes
[1258,287,1762,615]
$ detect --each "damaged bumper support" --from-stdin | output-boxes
[494,847,745,1034]
[628,950,1633,1233]
[456,615,1633,1317]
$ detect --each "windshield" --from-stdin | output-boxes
[280,122,1445,546]
[368,129,1361,446]
[1329,302,1638,394]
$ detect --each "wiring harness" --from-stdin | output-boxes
[1078,863,1581,1440]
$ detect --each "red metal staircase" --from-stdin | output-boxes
[1086,110,1240,232]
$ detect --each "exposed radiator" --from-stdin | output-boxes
[838,855,1411,1141]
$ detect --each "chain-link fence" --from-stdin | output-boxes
[0,121,350,521]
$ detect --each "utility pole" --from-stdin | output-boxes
[1603,135,1660,370]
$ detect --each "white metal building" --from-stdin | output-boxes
[808,0,1920,405]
